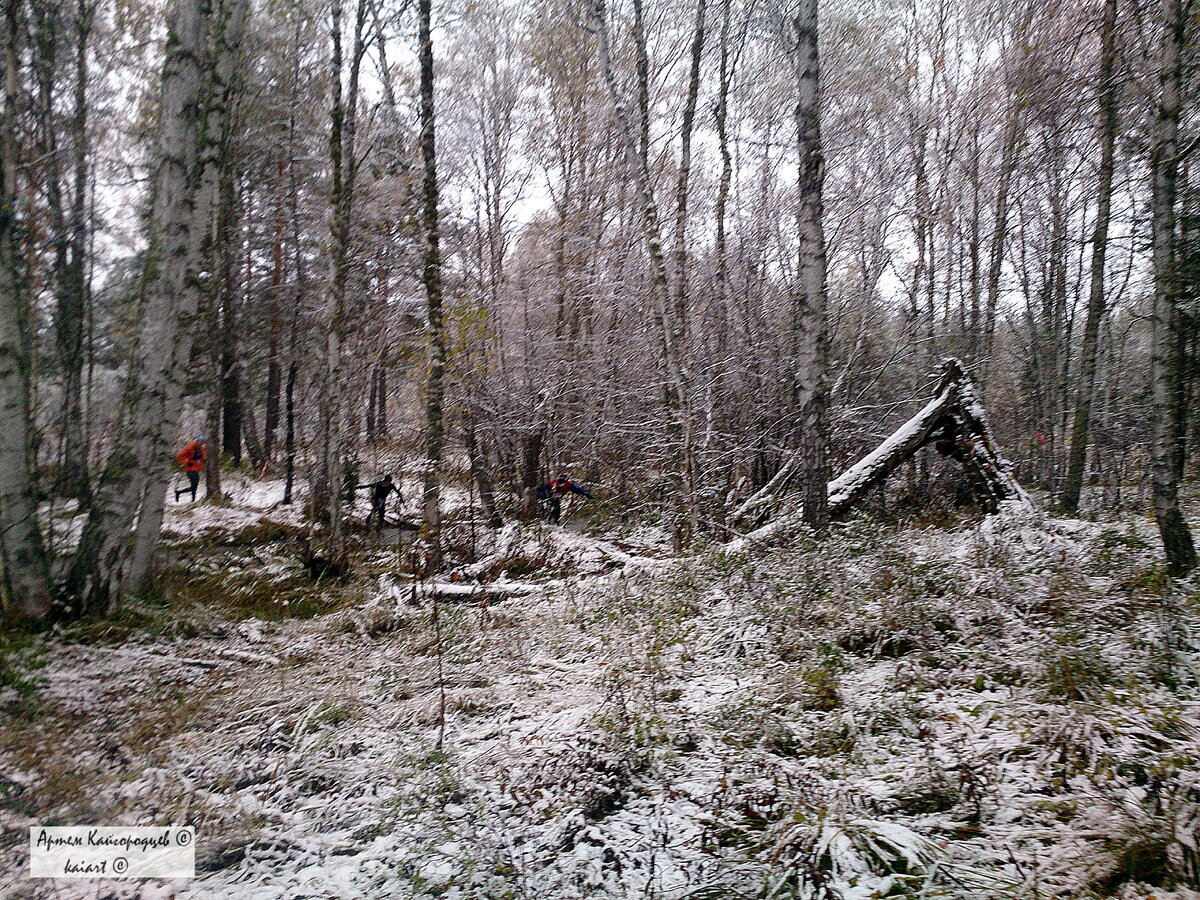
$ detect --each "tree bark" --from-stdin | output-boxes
[590,0,700,542]
[376,365,387,435]
[419,0,447,570]
[519,429,542,520]
[0,0,54,622]
[463,416,502,528]
[44,0,93,502]
[315,0,366,559]
[283,359,296,503]
[792,0,830,531]
[263,170,284,461]
[671,0,707,540]
[1061,0,1117,514]
[983,112,1020,374]
[1149,0,1197,575]
[64,0,249,612]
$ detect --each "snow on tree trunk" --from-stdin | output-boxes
[733,359,1028,549]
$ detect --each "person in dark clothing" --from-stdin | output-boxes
[536,474,593,524]
[174,436,207,502]
[355,474,402,531]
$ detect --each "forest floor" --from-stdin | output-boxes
[2,475,1200,899]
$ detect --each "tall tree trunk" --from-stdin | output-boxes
[315,0,347,535]
[591,0,698,542]
[463,416,502,528]
[263,172,283,461]
[64,0,249,612]
[315,0,366,558]
[519,429,542,521]
[376,364,387,435]
[283,359,296,503]
[30,0,92,505]
[1061,0,1117,514]
[366,365,378,441]
[418,0,447,570]
[1150,0,1197,575]
[204,397,222,499]
[672,0,707,540]
[793,0,830,531]
[53,0,92,502]
[220,289,242,468]
[243,397,264,467]
[205,153,238,497]
[127,0,249,596]
[0,0,53,622]
[713,0,735,326]
[983,113,1020,375]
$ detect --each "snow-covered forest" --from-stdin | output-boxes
[2,0,1200,895]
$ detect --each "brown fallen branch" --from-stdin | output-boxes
[733,359,1029,548]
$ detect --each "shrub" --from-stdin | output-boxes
[1041,631,1112,700]
[0,631,46,712]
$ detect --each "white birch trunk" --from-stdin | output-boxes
[0,6,53,619]
[792,0,830,530]
[65,0,249,612]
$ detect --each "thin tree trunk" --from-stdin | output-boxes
[713,0,735,323]
[418,0,447,570]
[216,164,242,467]
[463,416,502,528]
[1061,0,1117,514]
[53,0,92,502]
[366,365,378,441]
[376,365,387,435]
[591,0,699,542]
[1150,0,1197,575]
[283,360,296,503]
[243,399,264,467]
[671,0,707,540]
[315,0,366,558]
[983,113,1020,374]
[204,398,222,499]
[263,170,283,461]
[316,0,348,541]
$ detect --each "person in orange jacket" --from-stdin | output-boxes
[175,436,207,502]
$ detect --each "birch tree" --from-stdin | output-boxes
[1149,0,1196,574]
[0,0,53,621]
[64,0,250,612]
[791,0,830,530]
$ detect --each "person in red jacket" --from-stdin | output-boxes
[175,436,207,502]
[536,474,593,524]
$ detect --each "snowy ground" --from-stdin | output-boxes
[3,480,1200,899]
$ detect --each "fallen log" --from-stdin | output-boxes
[732,359,1029,548]
[828,358,1027,516]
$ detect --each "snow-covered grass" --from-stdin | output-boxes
[2,491,1199,899]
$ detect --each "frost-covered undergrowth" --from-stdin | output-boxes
[3,501,1200,899]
